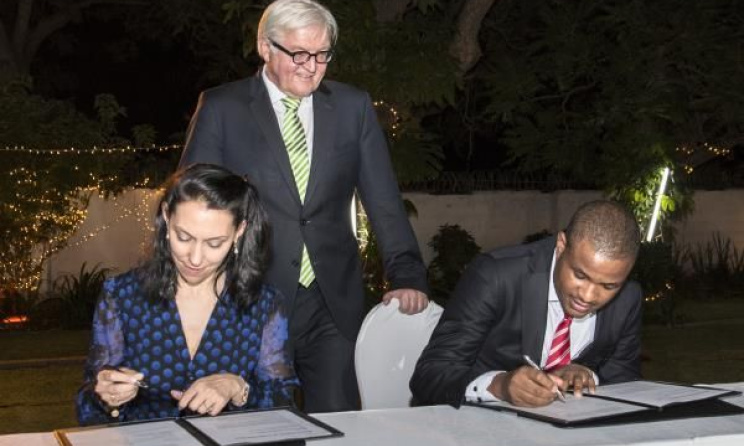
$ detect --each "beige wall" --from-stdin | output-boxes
[42,189,744,285]
[41,189,160,290]
[404,191,603,263]
[672,190,744,251]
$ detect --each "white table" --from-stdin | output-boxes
[5,383,744,446]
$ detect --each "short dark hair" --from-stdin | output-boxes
[565,200,640,260]
[140,163,270,309]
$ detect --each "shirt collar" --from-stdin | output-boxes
[261,66,311,109]
[549,249,559,303]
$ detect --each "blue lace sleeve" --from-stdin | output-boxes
[75,277,126,425]
[249,288,299,408]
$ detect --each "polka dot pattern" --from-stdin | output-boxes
[75,270,298,426]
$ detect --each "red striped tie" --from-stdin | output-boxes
[544,314,573,372]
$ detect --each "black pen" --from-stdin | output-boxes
[522,354,566,402]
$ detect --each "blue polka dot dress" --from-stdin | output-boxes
[75,269,298,426]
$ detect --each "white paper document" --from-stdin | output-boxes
[62,420,202,446]
[187,409,333,444]
[479,394,646,423]
[469,380,743,427]
[56,408,342,446]
[596,381,734,408]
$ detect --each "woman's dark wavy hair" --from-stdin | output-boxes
[139,163,270,310]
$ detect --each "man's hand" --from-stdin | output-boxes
[382,288,428,314]
[552,363,596,398]
[487,366,564,407]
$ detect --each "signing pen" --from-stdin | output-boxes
[110,366,149,388]
[522,354,566,402]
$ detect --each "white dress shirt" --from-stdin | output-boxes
[465,250,597,402]
[262,67,315,162]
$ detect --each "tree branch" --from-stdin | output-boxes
[21,0,145,74]
[13,0,34,55]
[450,0,497,75]
[0,18,20,78]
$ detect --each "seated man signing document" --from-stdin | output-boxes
[410,200,643,408]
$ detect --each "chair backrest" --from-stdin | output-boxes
[354,299,444,410]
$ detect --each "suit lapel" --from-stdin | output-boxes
[247,76,303,205]
[521,243,553,363]
[576,307,606,361]
[306,83,336,205]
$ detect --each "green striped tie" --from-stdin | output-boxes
[281,97,315,287]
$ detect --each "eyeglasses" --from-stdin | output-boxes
[269,39,335,64]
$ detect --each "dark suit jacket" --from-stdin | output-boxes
[180,75,428,339]
[410,236,643,406]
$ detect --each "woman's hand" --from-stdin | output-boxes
[171,373,249,416]
[95,367,144,408]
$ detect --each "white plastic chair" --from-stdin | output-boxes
[354,299,444,410]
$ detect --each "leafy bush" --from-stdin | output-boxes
[631,241,681,326]
[427,224,481,306]
[48,263,110,329]
[679,232,744,300]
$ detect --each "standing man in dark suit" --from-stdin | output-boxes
[180,0,429,413]
[411,200,642,408]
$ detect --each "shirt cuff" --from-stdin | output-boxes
[465,371,505,403]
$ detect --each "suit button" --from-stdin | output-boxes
[300,219,309,226]
[291,260,300,268]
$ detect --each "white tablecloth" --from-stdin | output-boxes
[313,382,744,446]
[5,383,744,446]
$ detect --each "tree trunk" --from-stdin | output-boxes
[1,6,22,79]
[450,0,498,75]
[2,0,144,80]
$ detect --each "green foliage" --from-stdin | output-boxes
[132,124,157,147]
[48,263,110,330]
[136,0,256,84]
[385,109,443,183]
[681,233,744,300]
[608,165,693,241]
[0,80,109,149]
[475,0,744,188]
[427,224,481,306]
[631,241,679,326]
[0,81,173,293]
[323,0,458,107]
[94,94,127,139]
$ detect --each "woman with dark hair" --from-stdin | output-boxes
[76,163,298,425]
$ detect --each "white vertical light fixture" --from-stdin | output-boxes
[351,194,358,239]
[645,167,671,242]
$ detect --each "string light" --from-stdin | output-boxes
[644,282,674,303]
[2,145,176,291]
[373,100,401,138]
[1,144,182,155]
[675,142,732,175]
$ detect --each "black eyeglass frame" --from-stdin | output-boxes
[269,39,335,65]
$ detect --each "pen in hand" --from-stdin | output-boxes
[131,379,149,389]
[522,354,566,402]
[106,366,149,389]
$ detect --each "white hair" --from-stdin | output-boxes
[257,0,338,46]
